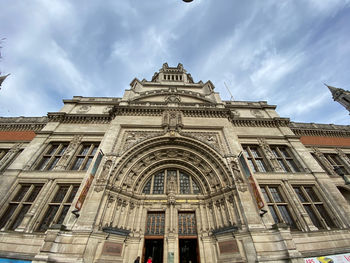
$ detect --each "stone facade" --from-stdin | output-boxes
[0,63,350,263]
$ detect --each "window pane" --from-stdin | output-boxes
[145,213,165,235]
[67,186,79,203]
[91,145,98,155]
[26,185,43,202]
[294,187,307,202]
[304,187,320,202]
[72,157,84,170]
[178,213,197,235]
[52,186,69,203]
[304,205,323,228]
[316,205,335,228]
[57,145,67,155]
[192,179,201,194]
[261,187,271,202]
[250,148,260,158]
[180,172,190,194]
[272,149,279,158]
[82,157,93,170]
[278,205,297,229]
[46,157,60,171]
[278,160,288,172]
[256,159,267,172]
[0,204,18,229]
[287,160,299,172]
[12,185,30,202]
[80,146,90,155]
[38,205,59,232]
[270,187,283,202]
[268,205,279,224]
[9,204,31,230]
[247,159,256,172]
[57,206,70,224]
[152,172,164,194]
[37,157,50,171]
[143,179,151,194]
[47,145,58,155]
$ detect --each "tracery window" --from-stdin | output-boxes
[0,184,43,230]
[260,185,297,230]
[36,143,68,171]
[293,186,336,229]
[37,184,79,232]
[270,146,300,173]
[142,169,201,195]
[145,212,165,236]
[70,143,99,171]
[243,145,268,172]
[323,153,349,175]
[178,212,197,236]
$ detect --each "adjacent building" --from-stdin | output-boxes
[0,64,350,263]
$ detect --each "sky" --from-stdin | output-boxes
[0,0,350,125]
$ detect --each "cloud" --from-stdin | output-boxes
[0,0,349,125]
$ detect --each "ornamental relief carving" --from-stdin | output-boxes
[121,131,163,153]
[181,132,223,155]
[113,147,230,193]
[95,157,116,192]
[257,138,284,172]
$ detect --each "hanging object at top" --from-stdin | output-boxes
[182,0,193,2]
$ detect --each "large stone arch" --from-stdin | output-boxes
[110,135,234,194]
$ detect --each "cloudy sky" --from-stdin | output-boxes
[1,0,350,124]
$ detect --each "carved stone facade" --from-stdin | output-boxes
[0,64,350,263]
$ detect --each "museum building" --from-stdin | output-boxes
[0,63,350,263]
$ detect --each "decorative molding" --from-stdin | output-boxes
[0,117,47,131]
[181,132,223,155]
[47,112,111,124]
[257,138,284,172]
[290,122,350,138]
[121,131,164,153]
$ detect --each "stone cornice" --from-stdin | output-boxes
[231,118,290,127]
[47,112,111,123]
[290,122,350,137]
[0,117,47,131]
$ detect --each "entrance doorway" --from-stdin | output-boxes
[143,239,163,263]
[179,239,199,263]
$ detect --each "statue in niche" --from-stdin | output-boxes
[231,157,243,183]
[167,173,177,194]
[98,159,113,183]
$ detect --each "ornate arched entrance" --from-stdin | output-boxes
[96,135,243,263]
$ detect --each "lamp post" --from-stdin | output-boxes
[334,167,350,185]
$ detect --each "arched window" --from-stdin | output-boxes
[142,169,201,195]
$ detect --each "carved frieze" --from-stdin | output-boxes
[181,132,223,155]
[250,109,264,118]
[121,131,163,153]
[77,105,91,113]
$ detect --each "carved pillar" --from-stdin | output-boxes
[136,202,144,233]
[127,202,136,230]
[213,201,222,228]
[206,203,214,230]
[224,196,234,226]
[199,203,209,232]
[257,138,284,172]
[54,135,83,170]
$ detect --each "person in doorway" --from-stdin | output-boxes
[134,256,140,263]
[147,256,152,263]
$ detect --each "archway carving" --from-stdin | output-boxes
[109,135,234,194]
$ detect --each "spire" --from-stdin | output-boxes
[325,83,342,99]
[325,83,350,114]
[0,73,10,88]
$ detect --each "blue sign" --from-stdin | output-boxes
[0,259,31,263]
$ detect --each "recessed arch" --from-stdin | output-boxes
[110,135,234,194]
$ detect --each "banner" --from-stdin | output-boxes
[238,152,264,209]
[304,252,350,263]
[74,151,103,211]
